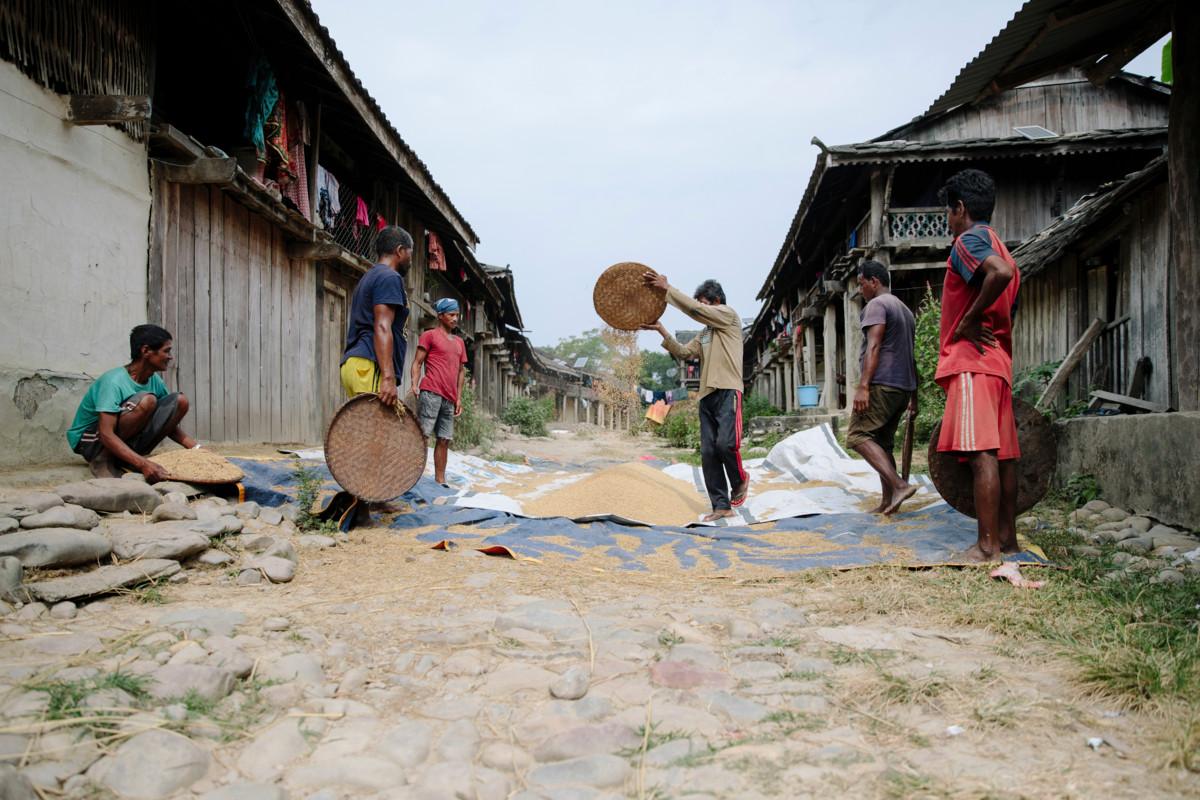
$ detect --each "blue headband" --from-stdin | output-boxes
[435,298,459,314]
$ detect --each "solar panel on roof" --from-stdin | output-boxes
[573,357,589,369]
[1014,125,1058,139]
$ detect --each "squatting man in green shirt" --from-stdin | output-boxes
[642,272,748,522]
[66,324,198,483]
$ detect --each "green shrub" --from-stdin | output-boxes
[655,398,702,451]
[1055,473,1101,508]
[913,287,946,443]
[1013,359,1060,404]
[452,379,494,449]
[502,395,555,437]
[291,464,337,534]
[743,393,784,422]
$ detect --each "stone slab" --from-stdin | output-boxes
[0,529,111,568]
[26,559,180,603]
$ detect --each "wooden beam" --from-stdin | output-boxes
[67,95,151,125]
[1085,9,1175,85]
[1036,318,1106,410]
[1170,0,1200,411]
[308,103,322,221]
[160,157,237,185]
[1088,390,1171,414]
[149,123,206,161]
[287,240,342,260]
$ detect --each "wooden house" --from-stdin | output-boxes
[746,69,1169,415]
[1011,156,1173,409]
[0,0,539,465]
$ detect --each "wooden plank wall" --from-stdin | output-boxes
[153,177,321,443]
[1014,182,1172,406]
[908,71,1169,142]
[1121,183,1172,405]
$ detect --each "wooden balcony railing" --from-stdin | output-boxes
[887,207,950,243]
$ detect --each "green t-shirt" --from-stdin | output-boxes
[66,367,168,449]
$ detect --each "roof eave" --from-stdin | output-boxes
[274,0,479,247]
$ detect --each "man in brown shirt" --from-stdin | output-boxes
[643,273,747,521]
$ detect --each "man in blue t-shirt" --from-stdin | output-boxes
[66,324,197,481]
[340,226,413,407]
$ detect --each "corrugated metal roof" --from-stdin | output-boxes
[1012,154,1166,278]
[828,127,1166,165]
[756,149,829,301]
[923,0,1172,119]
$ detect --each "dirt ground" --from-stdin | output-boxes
[2,425,1196,798]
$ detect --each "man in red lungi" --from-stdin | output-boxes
[935,169,1021,562]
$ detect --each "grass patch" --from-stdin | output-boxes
[657,629,684,648]
[877,670,949,706]
[664,449,703,467]
[488,450,526,464]
[116,579,169,605]
[619,721,689,758]
[763,709,825,732]
[751,636,804,649]
[828,645,895,666]
[25,671,151,723]
[802,520,1200,770]
[176,689,218,717]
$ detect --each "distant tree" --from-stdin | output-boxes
[640,350,679,391]
[546,328,608,366]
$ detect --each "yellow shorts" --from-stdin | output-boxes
[340,357,380,397]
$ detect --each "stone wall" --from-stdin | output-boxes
[0,60,151,466]
[1054,412,1200,531]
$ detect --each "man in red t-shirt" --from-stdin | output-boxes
[935,169,1021,562]
[410,298,468,487]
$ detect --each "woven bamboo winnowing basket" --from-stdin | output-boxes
[148,449,244,485]
[593,262,668,331]
[927,397,1056,518]
[324,394,427,502]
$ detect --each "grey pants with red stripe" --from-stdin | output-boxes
[698,389,747,511]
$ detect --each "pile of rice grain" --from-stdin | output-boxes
[523,462,709,526]
[148,448,244,483]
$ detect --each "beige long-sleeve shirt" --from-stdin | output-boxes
[660,286,744,399]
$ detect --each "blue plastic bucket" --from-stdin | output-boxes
[797,385,820,407]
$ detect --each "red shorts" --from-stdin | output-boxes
[936,372,1020,460]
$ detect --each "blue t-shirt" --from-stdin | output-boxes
[342,264,409,377]
[66,367,169,449]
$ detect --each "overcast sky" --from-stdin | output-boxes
[309,1,1166,349]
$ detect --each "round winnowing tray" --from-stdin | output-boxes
[927,396,1057,518]
[324,394,427,502]
[147,448,244,485]
[593,262,668,331]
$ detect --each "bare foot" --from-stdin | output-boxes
[88,455,123,479]
[990,561,1045,589]
[702,509,735,522]
[1000,544,1022,555]
[731,478,750,507]
[882,484,919,516]
[956,544,1001,563]
[869,502,888,514]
